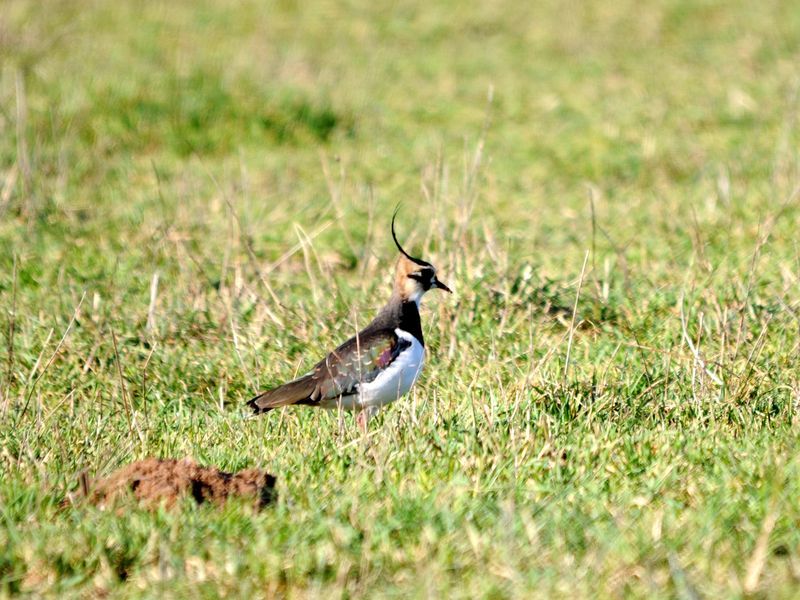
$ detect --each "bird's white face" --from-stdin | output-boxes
[395,257,451,306]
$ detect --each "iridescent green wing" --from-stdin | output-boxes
[312,329,411,400]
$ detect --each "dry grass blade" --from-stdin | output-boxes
[0,165,19,216]
[3,253,18,416]
[17,291,86,422]
[564,251,589,383]
[146,271,159,334]
[110,326,137,442]
[743,506,780,594]
[679,291,724,387]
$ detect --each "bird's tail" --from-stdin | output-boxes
[246,374,316,415]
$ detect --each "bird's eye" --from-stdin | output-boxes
[408,268,434,285]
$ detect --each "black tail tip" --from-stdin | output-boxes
[246,396,272,416]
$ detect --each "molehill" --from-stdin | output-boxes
[71,457,277,510]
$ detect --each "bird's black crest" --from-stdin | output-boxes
[391,206,431,267]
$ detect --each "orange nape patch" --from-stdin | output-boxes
[393,255,430,300]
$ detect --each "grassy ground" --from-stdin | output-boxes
[2,0,800,597]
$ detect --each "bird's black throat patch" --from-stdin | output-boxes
[399,300,424,346]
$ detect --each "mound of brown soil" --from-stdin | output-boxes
[80,458,276,510]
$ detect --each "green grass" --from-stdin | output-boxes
[2,0,800,596]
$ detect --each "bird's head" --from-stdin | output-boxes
[392,212,451,305]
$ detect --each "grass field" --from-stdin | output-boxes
[2,0,800,597]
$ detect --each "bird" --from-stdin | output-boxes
[247,211,451,430]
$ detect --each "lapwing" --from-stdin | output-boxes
[247,212,451,429]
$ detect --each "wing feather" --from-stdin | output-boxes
[312,329,411,401]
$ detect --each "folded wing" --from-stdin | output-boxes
[247,328,410,413]
[313,329,411,400]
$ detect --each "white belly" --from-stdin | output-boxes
[323,329,425,411]
[359,329,425,408]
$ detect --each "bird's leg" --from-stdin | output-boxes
[357,406,380,433]
[338,410,345,437]
[356,409,369,433]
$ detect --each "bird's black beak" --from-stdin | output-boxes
[432,277,452,293]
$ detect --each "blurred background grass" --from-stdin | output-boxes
[2,0,800,597]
